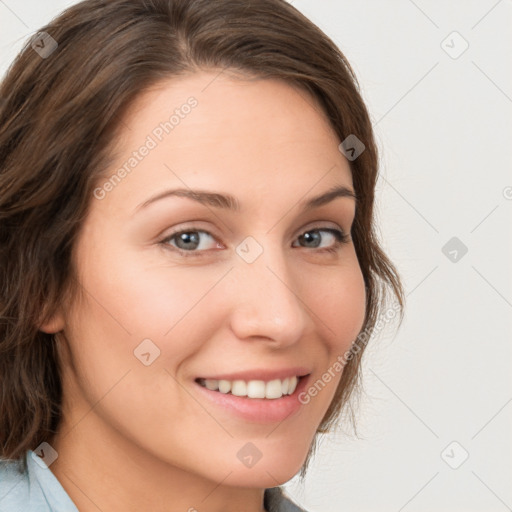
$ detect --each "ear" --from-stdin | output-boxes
[38,307,65,334]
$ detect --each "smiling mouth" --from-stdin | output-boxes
[195,376,304,400]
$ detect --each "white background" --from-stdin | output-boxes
[1,1,511,511]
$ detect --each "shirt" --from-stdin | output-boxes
[0,450,306,512]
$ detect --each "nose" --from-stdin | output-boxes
[227,240,309,347]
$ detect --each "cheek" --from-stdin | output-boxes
[62,229,205,409]
[74,232,213,345]
[300,255,366,399]
[61,246,215,454]
[302,252,366,354]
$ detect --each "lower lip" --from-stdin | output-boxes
[194,376,310,423]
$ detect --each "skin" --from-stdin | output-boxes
[41,70,366,512]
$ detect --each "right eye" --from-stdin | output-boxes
[160,228,223,256]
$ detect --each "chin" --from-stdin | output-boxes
[226,467,302,489]
[217,445,309,488]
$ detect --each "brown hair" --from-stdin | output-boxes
[0,0,404,475]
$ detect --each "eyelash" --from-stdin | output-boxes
[159,225,350,258]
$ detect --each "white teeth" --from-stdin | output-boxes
[218,380,231,394]
[231,380,247,396]
[288,376,298,395]
[198,376,301,399]
[205,379,219,391]
[266,379,284,399]
[281,377,290,395]
[247,380,266,398]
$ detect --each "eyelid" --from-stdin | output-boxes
[159,219,348,242]
[158,222,222,244]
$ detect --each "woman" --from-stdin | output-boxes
[0,0,404,510]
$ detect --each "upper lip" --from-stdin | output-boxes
[196,367,311,382]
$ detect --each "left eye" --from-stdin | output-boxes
[292,228,348,250]
[160,227,349,256]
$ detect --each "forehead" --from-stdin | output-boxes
[100,70,353,212]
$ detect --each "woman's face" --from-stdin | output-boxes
[49,70,366,487]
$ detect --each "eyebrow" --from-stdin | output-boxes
[135,184,356,213]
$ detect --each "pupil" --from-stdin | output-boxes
[301,231,320,248]
[178,232,199,249]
